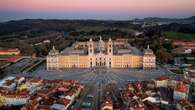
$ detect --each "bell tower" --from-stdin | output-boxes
[46,46,59,70]
[88,38,94,68]
[107,38,113,55]
[143,45,156,69]
[107,38,113,68]
[88,38,94,55]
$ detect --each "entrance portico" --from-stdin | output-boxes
[94,53,107,67]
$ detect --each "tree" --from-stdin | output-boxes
[17,41,34,55]
[0,68,5,79]
[156,47,173,64]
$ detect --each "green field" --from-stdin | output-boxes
[163,31,195,40]
[0,55,11,61]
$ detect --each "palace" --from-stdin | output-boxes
[46,37,156,70]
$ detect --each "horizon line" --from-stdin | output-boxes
[1,15,195,23]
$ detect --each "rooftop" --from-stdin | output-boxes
[51,38,143,55]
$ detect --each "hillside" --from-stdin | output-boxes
[163,31,195,40]
[0,19,141,36]
[133,16,195,24]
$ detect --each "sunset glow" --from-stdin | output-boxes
[0,0,195,21]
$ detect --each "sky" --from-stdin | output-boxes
[0,0,195,21]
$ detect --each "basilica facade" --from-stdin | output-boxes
[46,37,156,70]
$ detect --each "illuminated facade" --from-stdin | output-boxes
[47,37,156,70]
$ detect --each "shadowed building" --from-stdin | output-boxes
[101,96,113,110]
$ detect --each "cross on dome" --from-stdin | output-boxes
[52,45,56,50]
[99,36,102,41]
[147,44,150,49]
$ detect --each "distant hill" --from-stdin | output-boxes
[0,19,141,36]
[0,16,195,37]
[133,16,195,24]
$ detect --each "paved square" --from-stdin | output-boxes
[28,64,172,86]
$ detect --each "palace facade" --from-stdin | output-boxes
[46,37,156,70]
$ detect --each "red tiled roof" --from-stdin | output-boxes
[175,82,188,93]
[127,84,134,90]
[135,82,142,90]
[30,79,42,83]
[178,99,191,106]
[7,56,22,62]
[177,99,195,109]
[57,87,69,92]
[66,90,75,97]
[18,94,29,98]
[37,105,52,110]
[133,103,145,110]
[187,66,195,70]
[57,99,71,107]
[37,87,56,96]
[155,76,169,81]
[30,99,39,106]
[190,74,195,78]
[0,48,20,52]
[5,93,17,98]
[18,91,30,98]
[172,41,195,49]
[42,98,56,105]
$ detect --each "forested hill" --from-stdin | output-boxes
[1,16,195,36]
[133,16,195,24]
[0,19,141,36]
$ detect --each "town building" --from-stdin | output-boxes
[101,96,113,110]
[0,77,83,110]
[176,99,195,110]
[172,40,195,50]
[174,82,189,101]
[184,67,195,85]
[154,76,169,88]
[0,48,20,55]
[47,37,156,70]
[130,100,145,110]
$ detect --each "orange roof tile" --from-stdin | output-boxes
[133,103,145,110]
[155,76,169,81]
[57,99,71,107]
[190,74,195,78]
[30,79,42,83]
[175,82,188,93]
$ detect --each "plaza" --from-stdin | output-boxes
[31,64,171,86]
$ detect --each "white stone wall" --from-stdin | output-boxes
[47,55,59,70]
[143,55,156,69]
